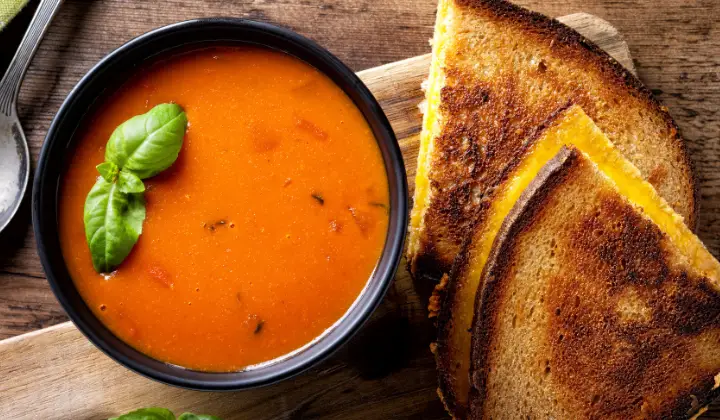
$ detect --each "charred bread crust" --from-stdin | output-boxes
[434,232,474,418]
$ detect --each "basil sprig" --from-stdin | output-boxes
[84,103,187,273]
[110,407,221,420]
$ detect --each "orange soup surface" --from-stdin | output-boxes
[59,47,389,371]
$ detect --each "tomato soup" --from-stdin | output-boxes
[58,47,389,371]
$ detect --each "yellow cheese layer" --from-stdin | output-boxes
[450,105,720,408]
[408,0,452,258]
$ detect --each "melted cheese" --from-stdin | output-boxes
[408,0,452,258]
[449,105,720,409]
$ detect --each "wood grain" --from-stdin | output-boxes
[5,13,711,419]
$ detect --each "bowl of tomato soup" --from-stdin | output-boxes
[33,19,407,389]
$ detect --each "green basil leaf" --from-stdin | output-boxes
[109,407,175,420]
[96,161,119,182]
[177,414,223,420]
[117,169,145,193]
[105,103,187,179]
[84,177,146,273]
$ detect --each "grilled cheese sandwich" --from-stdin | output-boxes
[468,147,720,419]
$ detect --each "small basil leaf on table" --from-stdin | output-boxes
[105,103,188,179]
[117,169,145,193]
[84,177,146,273]
[109,407,176,420]
[96,161,119,182]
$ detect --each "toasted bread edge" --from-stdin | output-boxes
[466,146,578,418]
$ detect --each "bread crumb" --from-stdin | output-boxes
[418,99,428,115]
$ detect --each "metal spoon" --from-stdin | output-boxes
[0,0,63,233]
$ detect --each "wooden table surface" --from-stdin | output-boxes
[1,0,719,417]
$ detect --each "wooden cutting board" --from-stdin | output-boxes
[3,13,715,420]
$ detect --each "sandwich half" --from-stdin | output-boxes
[407,0,696,284]
[468,147,720,419]
[434,105,703,417]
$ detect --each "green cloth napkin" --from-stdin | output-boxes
[0,0,29,31]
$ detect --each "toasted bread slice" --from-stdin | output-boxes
[468,147,720,419]
[407,0,696,284]
[433,105,703,416]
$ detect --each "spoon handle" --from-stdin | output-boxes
[0,0,64,117]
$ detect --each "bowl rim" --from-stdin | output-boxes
[32,17,408,390]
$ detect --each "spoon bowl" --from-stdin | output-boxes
[0,107,30,233]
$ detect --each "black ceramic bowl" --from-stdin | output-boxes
[32,18,407,390]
